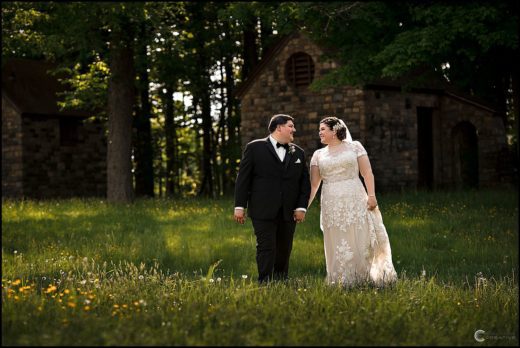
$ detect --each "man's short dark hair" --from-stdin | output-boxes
[268,114,294,133]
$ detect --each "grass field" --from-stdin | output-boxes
[2,189,518,345]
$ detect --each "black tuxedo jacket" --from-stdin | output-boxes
[234,137,311,221]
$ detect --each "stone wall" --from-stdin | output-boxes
[363,89,441,191]
[438,95,511,188]
[239,32,512,191]
[2,95,24,198]
[240,33,365,159]
[358,90,509,191]
[22,115,106,198]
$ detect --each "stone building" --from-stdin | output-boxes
[2,58,106,199]
[235,32,511,191]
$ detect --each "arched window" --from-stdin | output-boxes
[285,52,315,88]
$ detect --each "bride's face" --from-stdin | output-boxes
[319,123,334,144]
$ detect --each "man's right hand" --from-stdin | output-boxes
[234,208,246,224]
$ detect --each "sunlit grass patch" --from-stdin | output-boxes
[2,189,518,345]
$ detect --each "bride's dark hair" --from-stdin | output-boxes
[320,116,347,141]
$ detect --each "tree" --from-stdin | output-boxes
[298,1,519,157]
[106,23,136,203]
[133,16,154,198]
[1,2,317,199]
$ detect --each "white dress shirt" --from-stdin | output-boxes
[269,135,287,162]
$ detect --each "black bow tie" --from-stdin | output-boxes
[276,142,289,150]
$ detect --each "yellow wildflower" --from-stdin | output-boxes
[46,285,57,293]
[19,286,31,293]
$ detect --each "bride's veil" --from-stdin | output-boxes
[338,119,353,143]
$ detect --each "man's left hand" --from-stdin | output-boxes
[293,210,306,223]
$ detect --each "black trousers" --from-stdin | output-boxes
[251,208,296,283]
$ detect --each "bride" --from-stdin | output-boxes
[308,116,397,287]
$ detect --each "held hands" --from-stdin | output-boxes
[234,208,246,224]
[293,210,306,223]
[234,209,306,224]
[367,195,378,211]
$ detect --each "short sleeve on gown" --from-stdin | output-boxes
[352,141,367,157]
[310,149,320,166]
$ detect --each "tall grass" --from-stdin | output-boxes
[2,189,518,345]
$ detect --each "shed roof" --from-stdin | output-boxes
[234,33,296,99]
[2,58,91,117]
[235,31,499,113]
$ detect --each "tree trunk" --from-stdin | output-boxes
[133,25,154,197]
[512,66,519,165]
[198,87,214,197]
[165,84,177,197]
[514,5,520,166]
[260,18,273,58]
[224,53,240,194]
[217,60,227,195]
[107,42,135,203]
[242,17,258,81]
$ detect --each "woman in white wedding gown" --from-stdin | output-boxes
[308,116,397,287]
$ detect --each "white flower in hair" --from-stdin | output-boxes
[332,122,343,132]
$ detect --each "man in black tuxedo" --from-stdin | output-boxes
[234,114,311,283]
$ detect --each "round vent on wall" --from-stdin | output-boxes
[285,52,315,88]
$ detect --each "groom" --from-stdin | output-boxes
[234,114,311,283]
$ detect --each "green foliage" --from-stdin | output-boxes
[220,2,299,37]
[301,1,518,86]
[55,58,109,117]
[373,2,518,81]
[1,2,49,60]
[2,189,518,345]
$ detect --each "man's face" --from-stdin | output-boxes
[277,121,295,144]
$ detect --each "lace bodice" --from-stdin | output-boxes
[310,141,367,183]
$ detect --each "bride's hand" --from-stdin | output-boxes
[367,196,378,210]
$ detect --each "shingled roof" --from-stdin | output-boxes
[2,58,90,117]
